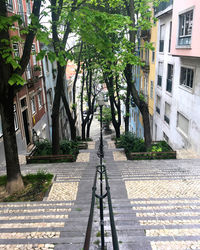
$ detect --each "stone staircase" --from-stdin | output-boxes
[1,134,200,249]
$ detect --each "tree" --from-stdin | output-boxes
[0,0,43,193]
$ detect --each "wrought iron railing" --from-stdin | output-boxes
[83,105,119,250]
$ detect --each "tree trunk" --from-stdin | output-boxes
[105,75,121,138]
[0,86,24,194]
[124,64,151,147]
[52,63,64,154]
[61,90,77,140]
[125,86,130,133]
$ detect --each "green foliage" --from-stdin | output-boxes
[116,132,146,153]
[98,107,112,125]
[148,141,171,152]
[8,74,25,86]
[34,139,79,156]
[60,140,79,155]
[34,140,52,156]
[1,170,53,202]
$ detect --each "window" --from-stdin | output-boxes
[164,102,170,125]
[45,55,49,72]
[152,51,155,63]
[32,44,37,65]
[169,21,172,52]
[178,10,193,46]
[21,97,27,108]
[145,49,149,64]
[47,89,53,109]
[156,95,161,114]
[26,62,31,80]
[163,132,169,143]
[159,24,165,52]
[157,62,163,87]
[166,64,173,93]
[31,96,36,114]
[38,91,43,109]
[13,43,20,58]
[13,104,19,131]
[0,115,2,137]
[7,0,13,10]
[150,81,154,99]
[180,67,194,89]
[177,112,189,135]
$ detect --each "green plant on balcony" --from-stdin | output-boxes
[33,65,41,72]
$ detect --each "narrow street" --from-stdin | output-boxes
[0,118,200,249]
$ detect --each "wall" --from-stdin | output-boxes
[171,0,200,57]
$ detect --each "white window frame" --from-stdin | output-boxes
[156,95,161,114]
[31,96,36,115]
[13,43,20,58]
[164,102,171,125]
[159,24,165,52]
[13,104,19,131]
[178,9,193,46]
[32,44,37,65]
[177,112,189,137]
[38,91,42,109]
[180,66,194,90]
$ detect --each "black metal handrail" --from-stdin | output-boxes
[83,167,98,249]
[105,168,119,250]
[84,105,119,250]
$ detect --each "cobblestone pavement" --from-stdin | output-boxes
[1,117,200,249]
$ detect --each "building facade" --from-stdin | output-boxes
[153,0,200,155]
[0,0,49,165]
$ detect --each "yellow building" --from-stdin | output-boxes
[140,18,158,135]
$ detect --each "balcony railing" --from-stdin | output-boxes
[166,79,172,93]
[154,0,173,16]
[157,75,162,87]
[26,66,41,87]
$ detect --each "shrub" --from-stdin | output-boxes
[60,140,79,155]
[34,140,52,156]
[148,141,171,152]
[116,132,146,154]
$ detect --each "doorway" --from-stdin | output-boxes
[22,109,30,145]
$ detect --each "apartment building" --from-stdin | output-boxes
[0,0,49,164]
[170,0,200,154]
[153,0,200,155]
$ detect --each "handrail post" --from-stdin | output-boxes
[99,104,105,249]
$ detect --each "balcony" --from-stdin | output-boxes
[154,0,173,17]
[141,60,150,72]
[26,66,41,87]
[157,75,162,87]
[166,79,172,93]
